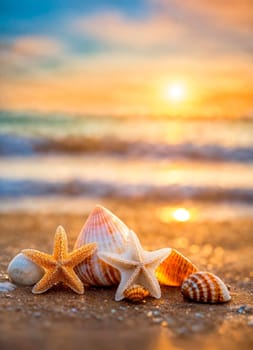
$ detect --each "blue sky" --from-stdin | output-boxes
[0,1,145,35]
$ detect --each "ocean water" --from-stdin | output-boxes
[1,111,253,220]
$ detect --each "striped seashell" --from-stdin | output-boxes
[156,249,198,286]
[74,205,129,286]
[123,284,150,302]
[181,271,231,303]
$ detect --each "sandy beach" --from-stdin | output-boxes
[0,200,252,350]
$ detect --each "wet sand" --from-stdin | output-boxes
[0,200,253,350]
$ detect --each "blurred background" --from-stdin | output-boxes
[0,0,253,222]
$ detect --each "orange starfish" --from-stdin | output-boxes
[22,225,96,294]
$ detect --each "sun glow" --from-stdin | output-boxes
[172,208,191,222]
[166,83,186,102]
[157,207,191,223]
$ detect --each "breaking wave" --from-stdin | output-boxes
[1,178,253,202]
[1,133,253,163]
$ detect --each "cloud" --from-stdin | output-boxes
[152,0,253,34]
[184,0,253,32]
[72,11,183,49]
[0,36,65,77]
[71,6,253,56]
[149,0,253,55]
[11,36,64,57]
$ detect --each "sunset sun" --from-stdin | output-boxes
[166,83,186,102]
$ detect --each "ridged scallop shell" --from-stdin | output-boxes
[156,249,198,286]
[181,271,231,303]
[123,284,150,302]
[74,205,129,286]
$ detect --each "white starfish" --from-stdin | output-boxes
[98,230,171,301]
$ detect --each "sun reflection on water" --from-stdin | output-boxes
[172,208,190,222]
[157,206,192,223]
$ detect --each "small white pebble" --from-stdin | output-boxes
[152,317,163,323]
[0,282,16,292]
[5,294,13,298]
[119,306,126,310]
[165,317,175,325]
[191,324,204,332]
[153,310,160,316]
[176,327,188,335]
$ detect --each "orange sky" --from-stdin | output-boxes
[0,0,253,118]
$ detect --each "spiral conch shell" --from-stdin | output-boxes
[181,271,231,303]
[156,249,198,286]
[74,205,129,286]
[123,285,150,302]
